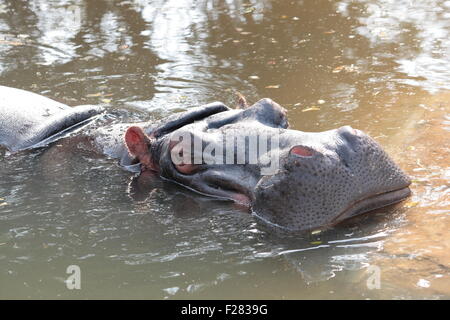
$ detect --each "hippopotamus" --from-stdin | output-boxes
[0,85,411,233]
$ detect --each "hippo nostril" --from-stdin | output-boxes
[338,125,362,138]
[337,125,362,150]
[338,125,356,135]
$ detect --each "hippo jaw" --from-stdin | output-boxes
[252,183,411,233]
[250,126,411,233]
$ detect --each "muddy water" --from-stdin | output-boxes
[0,0,448,299]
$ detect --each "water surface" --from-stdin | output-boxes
[0,0,449,299]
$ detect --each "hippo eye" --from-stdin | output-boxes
[289,145,315,157]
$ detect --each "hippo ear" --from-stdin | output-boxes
[124,126,151,158]
[236,92,248,109]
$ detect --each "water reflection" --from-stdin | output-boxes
[340,0,450,93]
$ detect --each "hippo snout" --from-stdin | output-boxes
[251,127,411,233]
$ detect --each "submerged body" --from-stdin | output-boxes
[0,86,103,152]
[0,85,411,233]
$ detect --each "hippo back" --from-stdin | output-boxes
[0,86,103,152]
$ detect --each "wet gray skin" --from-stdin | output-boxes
[0,86,411,233]
[137,98,412,233]
[0,86,103,152]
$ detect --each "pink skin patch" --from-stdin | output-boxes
[290,145,314,157]
[231,193,252,208]
[175,163,198,175]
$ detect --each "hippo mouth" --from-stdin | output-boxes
[252,185,411,233]
[329,186,411,224]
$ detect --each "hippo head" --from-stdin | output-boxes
[125,99,411,233]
